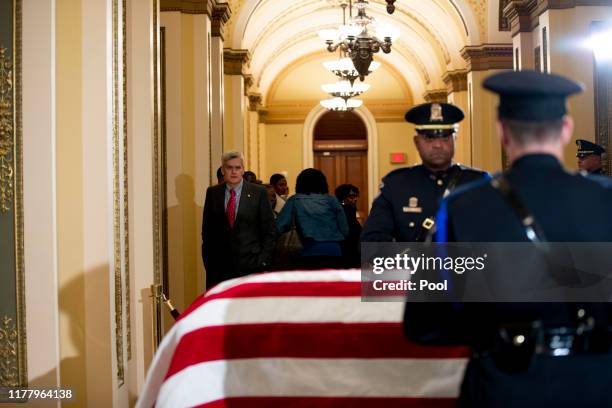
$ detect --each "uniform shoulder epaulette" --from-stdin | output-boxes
[455,163,487,174]
[384,165,420,179]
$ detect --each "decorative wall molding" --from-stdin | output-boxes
[0,316,18,387]
[504,0,536,34]
[223,48,249,75]
[423,89,448,103]
[593,21,612,175]
[504,0,612,35]
[247,92,262,112]
[243,73,253,96]
[443,70,468,94]
[464,0,488,44]
[257,108,268,124]
[461,44,513,71]
[152,0,165,349]
[499,0,512,31]
[0,47,14,213]
[160,0,212,15]
[0,0,26,392]
[211,2,231,39]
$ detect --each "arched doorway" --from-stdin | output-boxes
[313,110,369,220]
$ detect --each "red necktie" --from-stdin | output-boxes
[226,188,236,227]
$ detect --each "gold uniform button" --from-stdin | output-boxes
[437,179,443,186]
[409,222,415,227]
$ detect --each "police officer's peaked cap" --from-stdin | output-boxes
[404,103,464,131]
[576,139,605,158]
[483,70,584,122]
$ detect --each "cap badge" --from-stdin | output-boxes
[430,103,443,122]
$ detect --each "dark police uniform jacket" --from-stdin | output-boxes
[361,163,488,242]
[404,154,612,408]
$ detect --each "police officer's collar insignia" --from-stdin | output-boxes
[430,103,443,122]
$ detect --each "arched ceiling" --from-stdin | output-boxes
[226,0,484,105]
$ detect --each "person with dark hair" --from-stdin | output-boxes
[263,184,278,217]
[335,184,362,267]
[269,173,289,212]
[277,168,348,269]
[243,170,257,184]
[216,166,224,184]
[404,70,612,407]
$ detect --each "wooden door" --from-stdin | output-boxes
[314,140,368,221]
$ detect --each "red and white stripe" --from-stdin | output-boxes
[137,269,469,408]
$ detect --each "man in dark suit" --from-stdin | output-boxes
[202,151,276,289]
[361,102,488,243]
[404,71,612,407]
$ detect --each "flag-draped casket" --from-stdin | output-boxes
[137,269,468,408]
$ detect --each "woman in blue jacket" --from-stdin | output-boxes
[277,168,349,269]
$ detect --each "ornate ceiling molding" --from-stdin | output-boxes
[464,0,487,43]
[243,73,254,95]
[503,0,536,34]
[160,0,213,14]
[443,70,468,93]
[504,0,612,35]
[247,92,262,111]
[212,2,232,39]
[223,48,250,75]
[461,43,513,71]
[423,89,448,103]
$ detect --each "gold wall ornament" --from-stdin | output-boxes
[122,0,131,362]
[0,316,18,387]
[112,0,125,385]
[152,0,165,347]
[0,46,14,213]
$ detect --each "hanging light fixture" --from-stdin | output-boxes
[384,0,396,14]
[321,80,369,98]
[318,0,399,81]
[323,57,380,85]
[320,97,363,112]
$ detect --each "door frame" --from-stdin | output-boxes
[303,105,379,209]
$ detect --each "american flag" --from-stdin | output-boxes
[137,269,468,408]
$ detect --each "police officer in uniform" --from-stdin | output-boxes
[361,102,488,242]
[576,139,606,174]
[404,70,612,407]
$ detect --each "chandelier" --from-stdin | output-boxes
[320,97,363,111]
[323,57,380,86]
[319,80,367,112]
[321,80,369,98]
[384,0,396,14]
[318,0,399,81]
